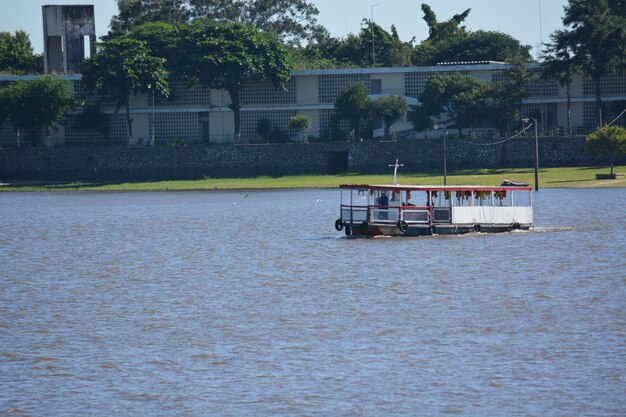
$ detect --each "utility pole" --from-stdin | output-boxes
[371,4,379,67]
[534,118,539,191]
[443,128,448,186]
[538,0,545,135]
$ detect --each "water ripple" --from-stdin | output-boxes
[0,189,625,416]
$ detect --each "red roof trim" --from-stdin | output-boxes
[339,184,533,192]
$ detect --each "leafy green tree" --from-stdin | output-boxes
[170,19,292,136]
[420,3,471,43]
[416,73,492,136]
[334,82,370,139]
[0,88,8,128]
[80,37,169,137]
[188,0,324,45]
[370,96,408,139]
[75,105,110,140]
[425,31,531,65]
[127,22,178,63]
[288,114,312,141]
[542,30,578,134]
[586,125,626,174]
[109,0,324,45]
[2,76,81,146]
[356,21,414,67]
[108,0,189,37]
[412,4,530,66]
[257,119,272,142]
[293,21,414,69]
[0,30,43,74]
[491,58,535,135]
[407,104,434,133]
[559,0,626,127]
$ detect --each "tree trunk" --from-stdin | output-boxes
[125,97,133,137]
[610,155,614,175]
[348,118,359,141]
[594,76,603,128]
[566,82,572,134]
[227,86,241,137]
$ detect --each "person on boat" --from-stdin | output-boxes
[379,192,389,206]
[378,192,389,220]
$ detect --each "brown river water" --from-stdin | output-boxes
[1,188,625,416]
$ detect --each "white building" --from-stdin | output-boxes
[1,62,625,147]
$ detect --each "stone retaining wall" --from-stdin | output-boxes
[0,137,617,181]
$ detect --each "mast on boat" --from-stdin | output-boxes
[389,159,404,185]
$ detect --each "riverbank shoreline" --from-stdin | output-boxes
[1,166,624,192]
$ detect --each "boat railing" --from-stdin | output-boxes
[432,207,452,223]
[341,205,368,224]
[370,207,400,223]
[400,208,430,224]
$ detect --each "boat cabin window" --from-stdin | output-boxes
[371,189,397,206]
[342,189,369,206]
[453,191,473,207]
[511,189,532,207]
[475,191,492,206]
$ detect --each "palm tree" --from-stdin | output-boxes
[542,30,577,134]
[559,0,626,128]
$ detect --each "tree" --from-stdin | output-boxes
[491,58,535,135]
[0,30,43,74]
[188,0,324,45]
[109,0,324,45]
[2,76,81,146]
[80,37,169,137]
[0,88,8,128]
[334,82,370,139]
[108,0,189,37]
[407,104,434,134]
[257,119,272,142]
[170,19,292,136]
[427,31,532,65]
[559,0,626,127]
[356,21,414,67]
[420,3,471,43]
[370,96,408,139]
[542,30,577,134]
[416,73,492,136]
[289,114,312,141]
[586,125,626,174]
[292,21,414,69]
[127,22,178,63]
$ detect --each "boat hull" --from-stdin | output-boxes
[343,222,531,237]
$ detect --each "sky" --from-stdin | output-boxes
[1,0,569,58]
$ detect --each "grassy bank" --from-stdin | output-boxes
[1,166,624,191]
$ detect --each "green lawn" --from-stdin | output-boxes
[1,166,624,191]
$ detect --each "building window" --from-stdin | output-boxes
[405,71,468,98]
[241,79,297,105]
[583,72,626,96]
[319,74,370,103]
[370,79,382,94]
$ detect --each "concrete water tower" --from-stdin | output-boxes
[42,5,96,74]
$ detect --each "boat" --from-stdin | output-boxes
[334,162,533,237]
[500,179,529,187]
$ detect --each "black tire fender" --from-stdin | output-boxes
[344,225,352,236]
[398,220,409,232]
[474,224,481,233]
[335,218,343,231]
[430,225,436,235]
